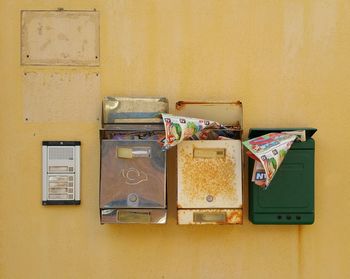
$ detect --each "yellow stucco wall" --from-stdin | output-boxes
[1,1,350,278]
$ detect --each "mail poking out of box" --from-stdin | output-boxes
[248,127,317,224]
[161,113,241,150]
[243,132,299,188]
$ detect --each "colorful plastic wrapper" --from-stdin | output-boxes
[161,113,226,150]
[189,123,241,141]
[251,161,266,188]
[243,132,297,188]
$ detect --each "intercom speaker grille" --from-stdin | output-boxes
[48,147,74,160]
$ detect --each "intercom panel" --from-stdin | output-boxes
[42,141,80,205]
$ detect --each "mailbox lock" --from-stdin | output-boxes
[206,195,214,202]
[128,193,138,203]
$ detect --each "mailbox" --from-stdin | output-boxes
[176,101,243,225]
[99,97,168,224]
[248,128,317,224]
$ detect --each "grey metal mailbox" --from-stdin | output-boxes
[99,97,168,224]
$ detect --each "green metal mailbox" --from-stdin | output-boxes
[248,128,317,224]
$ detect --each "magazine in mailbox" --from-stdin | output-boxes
[243,132,301,188]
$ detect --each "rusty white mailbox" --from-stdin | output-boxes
[99,97,168,224]
[176,101,243,225]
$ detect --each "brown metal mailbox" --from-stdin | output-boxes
[99,97,168,224]
[176,101,243,225]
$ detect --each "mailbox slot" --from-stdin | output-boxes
[117,146,151,159]
[117,211,151,223]
[193,212,227,222]
[178,209,242,225]
[193,148,226,159]
[100,209,167,224]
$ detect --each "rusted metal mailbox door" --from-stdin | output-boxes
[176,101,243,225]
[99,97,168,224]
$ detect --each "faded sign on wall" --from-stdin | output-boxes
[21,10,99,66]
[23,71,100,122]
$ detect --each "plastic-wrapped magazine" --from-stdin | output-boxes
[243,132,299,188]
[251,161,266,187]
[160,113,241,150]
[161,113,223,150]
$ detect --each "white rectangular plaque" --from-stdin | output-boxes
[21,10,99,66]
[23,71,100,122]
